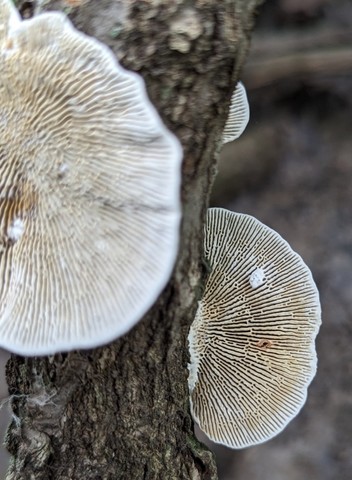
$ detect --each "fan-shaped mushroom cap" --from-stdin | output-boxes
[222,82,250,144]
[0,2,182,355]
[188,208,321,449]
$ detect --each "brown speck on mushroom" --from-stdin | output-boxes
[188,208,321,449]
[256,339,274,350]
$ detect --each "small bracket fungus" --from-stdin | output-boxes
[222,82,250,144]
[188,208,321,449]
[0,1,182,355]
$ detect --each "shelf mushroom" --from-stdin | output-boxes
[222,82,250,144]
[188,208,321,449]
[0,1,182,355]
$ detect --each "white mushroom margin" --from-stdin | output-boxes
[188,208,321,449]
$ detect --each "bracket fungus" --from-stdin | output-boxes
[188,208,321,449]
[222,82,250,144]
[0,1,182,355]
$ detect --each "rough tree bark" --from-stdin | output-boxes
[5,1,262,478]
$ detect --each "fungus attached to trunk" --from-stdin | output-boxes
[222,82,250,144]
[188,208,321,449]
[0,1,182,355]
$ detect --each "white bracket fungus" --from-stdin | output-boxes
[222,82,250,144]
[0,1,182,355]
[188,208,321,449]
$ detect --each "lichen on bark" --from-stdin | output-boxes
[5,1,262,478]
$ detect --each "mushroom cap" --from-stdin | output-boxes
[0,3,182,355]
[222,82,250,144]
[188,208,321,449]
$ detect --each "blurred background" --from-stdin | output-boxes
[1,0,352,478]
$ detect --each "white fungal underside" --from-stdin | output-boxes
[0,2,181,355]
[188,208,321,449]
[222,82,250,144]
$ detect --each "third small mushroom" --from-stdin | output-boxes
[188,85,321,449]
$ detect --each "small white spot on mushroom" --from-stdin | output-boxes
[58,163,69,177]
[59,257,67,270]
[95,239,108,252]
[249,267,265,288]
[7,217,25,242]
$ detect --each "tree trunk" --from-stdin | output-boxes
[5,1,262,478]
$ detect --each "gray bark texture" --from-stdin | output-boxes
[5,1,261,478]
